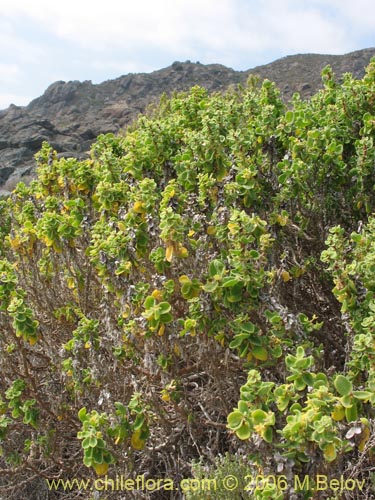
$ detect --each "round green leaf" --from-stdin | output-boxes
[251,409,268,424]
[263,427,273,443]
[236,422,251,440]
[238,401,248,414]
[227,411,243,430]
[352,390,372,401]
[334,375,352,396]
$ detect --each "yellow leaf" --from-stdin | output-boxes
[151,289,163,301]
[359,426,371,452]
[281,270,291,282]
[9,237,21,250]
[276,214,288,226]
[165,244,174,262]
[158,324,165,336]
[206,226,217,236]
[85,341,91,349]
[131,430,145,450]
[122,306,130,319]
[188,229,195,237]
[67,277,75,289]
[227,223,239,234]
[43,236,54,247]
[93,462,109,476]
[133,201,145,214]
[28,337,38,346]
[161,390,170,402]
[179,275,191,284]
[323,443,337,462]
[176,245,188,258]
[331,405,345,422]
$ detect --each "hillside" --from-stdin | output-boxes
[0,47,374,192]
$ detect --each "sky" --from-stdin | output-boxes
[0,0,374,110]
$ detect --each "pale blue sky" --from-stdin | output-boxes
[0,0,374,110]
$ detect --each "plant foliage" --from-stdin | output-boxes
[1,62,375,499]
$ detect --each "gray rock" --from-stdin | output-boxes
[0,48,374,187]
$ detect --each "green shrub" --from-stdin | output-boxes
[1,62,375,499]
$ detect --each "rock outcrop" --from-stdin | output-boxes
[0,48,374,191]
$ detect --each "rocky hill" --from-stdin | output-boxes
[0,47,374,192]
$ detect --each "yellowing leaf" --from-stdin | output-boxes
[161,390,170,402]
[331,405,345,422]
[176,245,188,258]
[227,223,239,234]
[206,226,217,236]
[281,270,291,282]
[179,275,190,284]
[276,214,288,226]
[118,221,127,231]
[252,346,268,361]
[359,426,371,452]
[77,184,89,193]
[151,289,163,301]
[43,237,54,247]
[67,277,75,289]
[217,168,227,182]
[122,307,130,319]
[93,462,109,476]
[9,237,21,250]
[165,244,174,262]
[131,430,145,450]
[133,201,146,214]
[323,443,337,462]
[28,337,38,346]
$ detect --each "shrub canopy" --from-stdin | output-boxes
[1,62,375,499]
